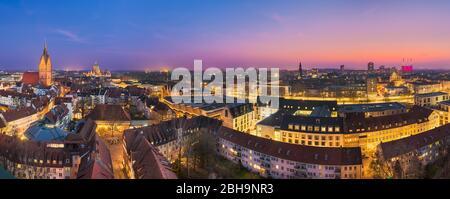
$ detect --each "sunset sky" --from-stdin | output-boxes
[0,0,450,71]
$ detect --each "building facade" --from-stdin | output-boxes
[218,127,363,179]
[256,106,440,156]
[415,92,449,108]
[38,43,53,87]
[376,124,450,179]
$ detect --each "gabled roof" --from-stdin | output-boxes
[1,107,37,123]
[130,138,177,179]
[87,104,131,122]
[21,72,39,85]
[44,104,69,124]
[77,136,114,179]
[123,116,222,151]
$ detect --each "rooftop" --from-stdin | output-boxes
[338,102,406,113]
[25,123,70,141]
[87,104,131,122]
[128,137,177,179]
[77,136,114,179]
[124,116,222,150]
[440,100,450,106]
[379,123,450,160]
[415,92,448,98]
[218,126,362,166]
[345,106,434,132]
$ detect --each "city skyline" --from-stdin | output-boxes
[1,0,450,71]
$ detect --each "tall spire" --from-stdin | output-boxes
[43,39,48,55]
[39,40,53,87]
[298,60,303,80]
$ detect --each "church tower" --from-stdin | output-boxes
[38,41,53,87]
[297,61,303,80]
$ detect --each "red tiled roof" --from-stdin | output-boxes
[77,136,114,179]
[21,72,39,85]
[129,138,177,179]
[1,107,37,123]
[87,104,131,122]
[218,126,362,166]
[0,133,74,168]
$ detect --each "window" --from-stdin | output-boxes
[314,126,320,132]
[335,127,340,132]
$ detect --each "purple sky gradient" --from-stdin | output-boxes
[0,0,449,71]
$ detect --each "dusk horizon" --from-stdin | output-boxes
[1,0,450,71]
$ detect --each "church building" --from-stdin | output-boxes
[21,42,53,87]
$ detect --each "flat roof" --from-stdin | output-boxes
[338,102,406,113]
[440,100,450,106]
[415,92,448,98]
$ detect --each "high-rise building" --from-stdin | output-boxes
[340,65,345,71]
[297,62,303,79]
[38,42,53,87]
[368,62,375,71]
[366,75,378,96]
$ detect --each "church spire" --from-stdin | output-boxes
[39,40,53,87]
[43,40,48,55]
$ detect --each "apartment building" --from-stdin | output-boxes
[218,127,362,179]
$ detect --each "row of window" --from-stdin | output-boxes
[282,138,342,147]
[282,132,341,141]
[287,124,341,133]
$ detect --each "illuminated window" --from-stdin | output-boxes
[335,127,340,132]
